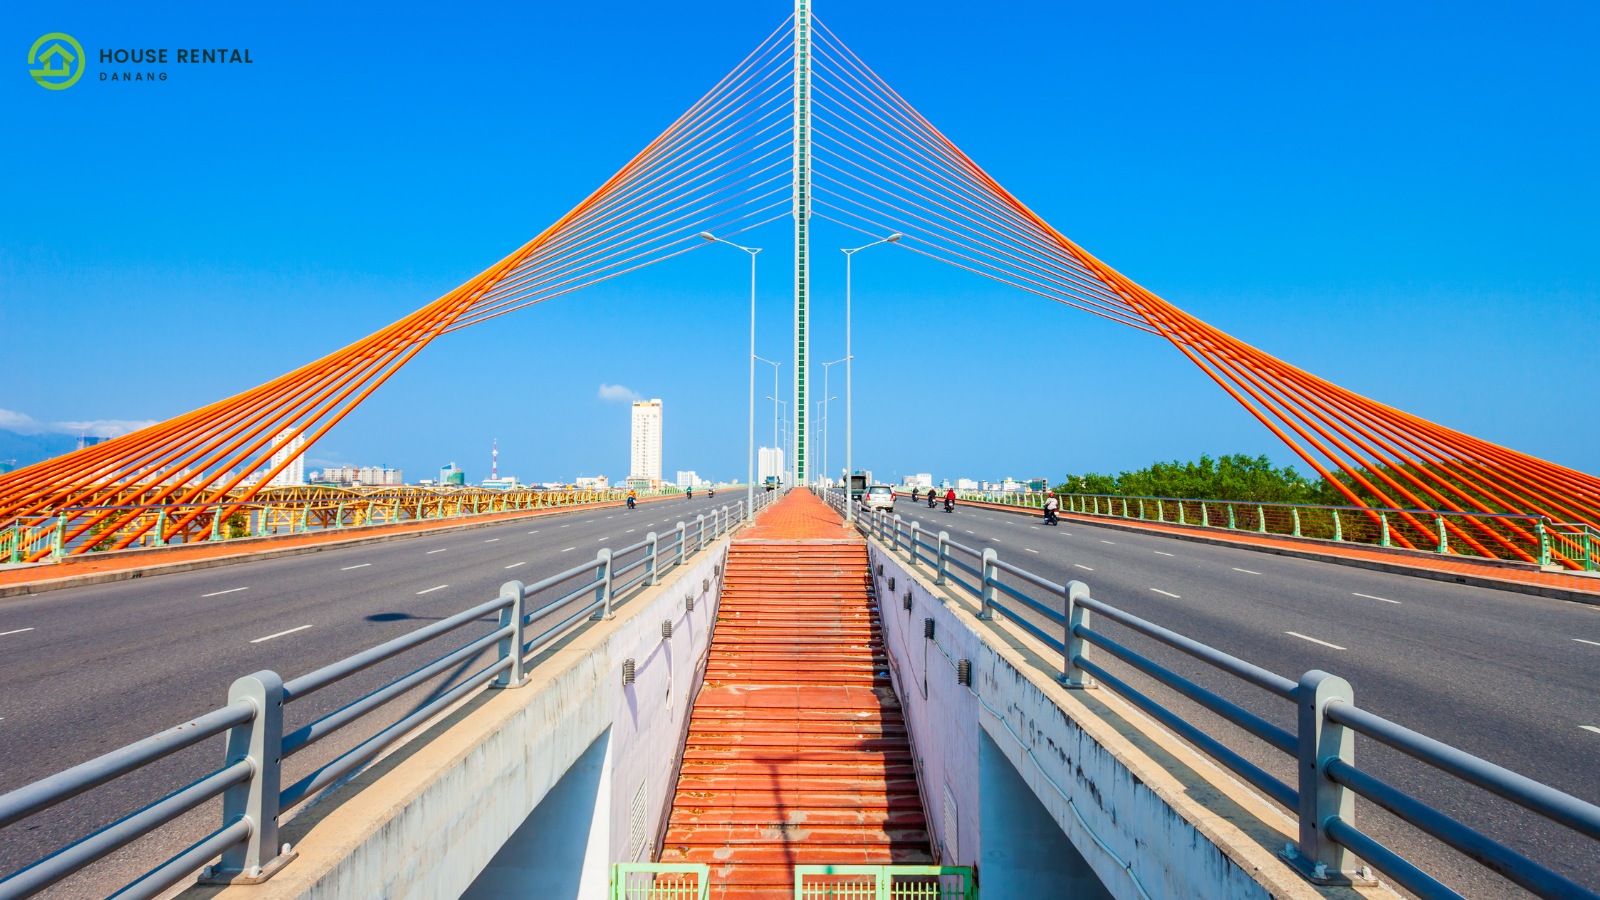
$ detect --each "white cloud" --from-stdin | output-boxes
[598,383,641,403]
[0,407,156,438]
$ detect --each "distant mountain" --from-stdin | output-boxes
[0,430,81,472]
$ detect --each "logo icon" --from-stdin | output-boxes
[29,33,85,90]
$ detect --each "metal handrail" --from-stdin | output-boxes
[0,489,782,900]
[843,498,1600,899]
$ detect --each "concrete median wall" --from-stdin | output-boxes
[194,539,727,900]
[868,540,1395,900]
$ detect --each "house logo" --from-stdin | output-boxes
[29,32,85,90]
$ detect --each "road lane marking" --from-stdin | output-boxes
[625,529,635,533]
[250,625,312,644]
[1100,540,1115,544]
[1232,568,1261,575]
[202,587,248,598]
[598,536,609,541]
[416,585,449,595]
[426,548,448,554]
[527,530,539,534]
[1074,564,1094,571]
[606,516,614,520]
[1286,631,1346,650]
[1025,548,1038,554]
[993,539,1002,543]
[341,563,371,571]
[561,524,570,528]
[561,546,576,552]
[1583,726,1600,735]
[484,538,499,543]
[505,562,526,569]
[648,523,655,527]
[1352,592,1400,604]
[0,628,36,637]
[1031,525,1039,530]
[1574,638,1600,648]
[1153,551,1175,557]
[1150,588,1180,598]
[966,530,975,534]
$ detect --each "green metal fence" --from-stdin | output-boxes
[612,863,711,900]
[954,490,1600,572]
[794,865,976,900]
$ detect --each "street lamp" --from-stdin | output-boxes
[818,358,847,492]
[841,233,901,519]
[754,355,781,478]
[699,232,761,513]
[766,396,789,485]
[816,395,838,487]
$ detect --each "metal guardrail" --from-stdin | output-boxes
[822,489,1600,900]
[0,488,780,900]
[0,486,701,564]
[954,489,1600,573]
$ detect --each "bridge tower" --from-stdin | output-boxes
[793,0,813,485]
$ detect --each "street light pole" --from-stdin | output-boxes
[840,234,901,521]
[699,233,761,513]
[818,357,847,492]
[754,356,780,483]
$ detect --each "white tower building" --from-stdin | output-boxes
[267,428,307,487]
[630,399,663,488]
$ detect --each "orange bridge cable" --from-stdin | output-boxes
[445,200,795,332]
[811,110,1137,310]
[1171,320,1516,559]
[810,60,1132,307]
[464,123,794,316]
[811,138,1137,317]
[810,172,1152,328]
[452,172,795,328]
[808,205,1159,334]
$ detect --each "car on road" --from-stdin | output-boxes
[861,484,896,511]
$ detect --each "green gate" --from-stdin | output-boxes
[794,865,977,899]
[611,863,710,900]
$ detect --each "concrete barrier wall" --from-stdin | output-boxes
[196,539,729,900]
[868,541,1394,900]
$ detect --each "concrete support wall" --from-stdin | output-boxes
[198,540,728,900]
[869,543,1391,900]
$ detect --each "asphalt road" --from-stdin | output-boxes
[876,496,1600,899]
[0,491,746,898]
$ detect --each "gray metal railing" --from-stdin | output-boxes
[825,491,1600,900]
[0,488,780,900]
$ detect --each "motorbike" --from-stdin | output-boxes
[943,497,954,513]
[626,496,636,510]
[926,494,936,509]
[709,488,715,499]
[686,489,694,500]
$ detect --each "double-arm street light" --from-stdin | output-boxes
[818,356,848,489]
[815,395,838,486]
[699,232,760,512]
[840,233,901,520]
[753,356,782,479]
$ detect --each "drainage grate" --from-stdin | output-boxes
[942,784,960,862]
[628,779,650,861]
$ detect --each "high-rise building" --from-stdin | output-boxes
[630,399,663,488]
[76,435,102,451]
[267,428,306,486]
[676,470,701,489]
[758,447,784,484]
[440,462,465,486]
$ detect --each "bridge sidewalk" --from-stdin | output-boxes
[661,490,933,898]
[964,497,1600,604]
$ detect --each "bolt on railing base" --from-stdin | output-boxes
[1277,843,1378,887]
[197,847,299,885]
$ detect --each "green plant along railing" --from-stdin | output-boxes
[954,491,1600,572]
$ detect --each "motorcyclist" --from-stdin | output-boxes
[708,485,715,498]
[943,488,956,512]
[911,487,920,503]
[686,487,693,500]
[926,489,937,508]
[626,490,637,510]
[1043,492,1059,526]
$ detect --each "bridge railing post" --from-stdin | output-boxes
[494,581,527,688]
[892,514,902,551]
[595,548,615,619]
[675,522,687,568]
[695,514,706,554]
[936,531,949,585]
[979,548,998,620]
[1536,519,1550,567]
[1063,580,1094,689]
[213,670,290,883]
[1286,670,1360,884]
[646,532,659,585]
[909,521,920,566]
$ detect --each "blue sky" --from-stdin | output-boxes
[2,1,1595,486]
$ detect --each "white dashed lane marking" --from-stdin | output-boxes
[426,548,447,555]
[0,628,36,638]
[1353,592,1401,605]
[250,625,311,644]
[1286,631,1346,650]
[1074,564,1093,572]
[1150,588,1180,599]
[341,563,371,571]
[1025,548,1038,554]
[1574,638,1600,648]
[202,587,248,598]
[484,538,499,543]
[1232,568,1261,575]
[505,562,526,569]
[561,547,576,553]
[1582,726,1600,735]
[1153,551,1174,557]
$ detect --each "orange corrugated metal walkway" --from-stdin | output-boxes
[661,490,933,898]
